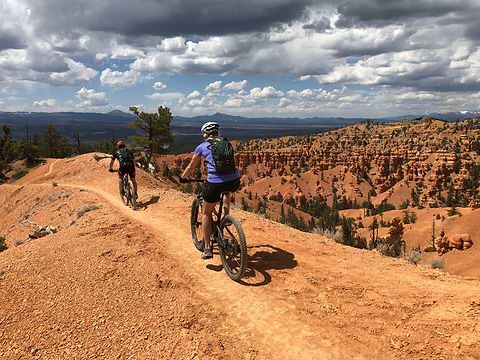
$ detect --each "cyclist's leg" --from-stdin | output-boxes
[223,179,241,215]
[131,178,138,198]
[223,193,231,216]
[202,181,223,258]
[117,170,124,194]
[202,201,216,251]
[129,164,138,198]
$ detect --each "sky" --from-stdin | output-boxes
[1,0,480,118]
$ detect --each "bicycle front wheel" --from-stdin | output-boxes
[219,214,247,281]
[191,198,204,252]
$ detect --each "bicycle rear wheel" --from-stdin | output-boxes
[190,197,204,252]
[219,214,247,281]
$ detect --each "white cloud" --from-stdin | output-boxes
[187,97,216,108]
[76,87,108,107]
[224,98,247,108]
[278,97,291,108]
[205,80,223,92]
[319,26,410,57]
[111,46,145,60]
[249,86,284,98]
[100,68,141,87]
[153,81,166,90]
[3,1,480,116]
[33,98,59,107]
[95,52,108,62]
[223,80,247,91]
[160,37,187,53]
[130,52,174,72]
[187,90,202,99]
[50,59,97,85]
[146,92,185,107]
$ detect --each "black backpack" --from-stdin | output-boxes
[116,148,134,166]
[209,138,236,174]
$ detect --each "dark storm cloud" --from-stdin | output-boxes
[28,50,69,73]
[303,16,331,33]
[464,21,480,41]
[27,0,313,37]
[0,31,26,51]
[335,0,475,27]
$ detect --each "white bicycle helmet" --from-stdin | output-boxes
[201,121,220,135]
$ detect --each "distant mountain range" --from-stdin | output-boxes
[0,110,479,143]
[384,111,480,122]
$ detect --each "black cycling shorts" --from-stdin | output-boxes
[119,162,136,179]
[203,178,240,203]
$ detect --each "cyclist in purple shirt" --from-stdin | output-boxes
[181,122,240,259]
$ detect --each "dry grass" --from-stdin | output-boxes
[405,250,423,265]
[77,204,99,218]
[431,258,445,270]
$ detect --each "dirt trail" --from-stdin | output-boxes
[13,159,60,185]
[1,154,480,359]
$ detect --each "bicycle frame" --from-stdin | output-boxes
[192,183,228,247]
[187,177,247,281]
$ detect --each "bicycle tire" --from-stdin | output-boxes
[219,214,247,281]
[190,198,204,252]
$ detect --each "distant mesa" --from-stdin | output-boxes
[106,110,135,118]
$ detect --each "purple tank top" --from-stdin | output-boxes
[194,141,240,184]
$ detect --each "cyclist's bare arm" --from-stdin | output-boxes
[181,154,201,178]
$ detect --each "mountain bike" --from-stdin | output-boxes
[184,179,247,281]
[110,169,137,209]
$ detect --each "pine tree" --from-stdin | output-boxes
[280,204,286,223]
[341,217,355,246]
[369,218,379,248]
[0,125,16,164]
[129,106,174,166]
[42,124,68,158]
[431,218,436,249]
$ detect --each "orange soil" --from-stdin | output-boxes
[0,154,479,359]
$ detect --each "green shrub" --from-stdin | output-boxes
[376,237,404,257]
[14,239,27,247]
[0,236,7,252]
[373,202,396,215]
[52,182,58,187]
[399,200,410,210]
[406,250,422,265]
[424,246,437,253]
[431,259,445,269]
[12,170,28,180]
[447,206,460,217]
[402,210,417,224]
[354,236,368,249]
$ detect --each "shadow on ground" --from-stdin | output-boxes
[137,195,160,210]
[206,244,297,287]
